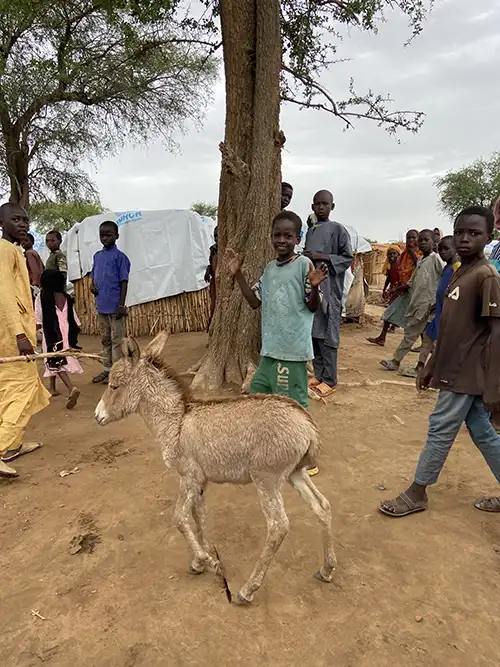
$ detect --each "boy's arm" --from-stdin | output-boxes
[116,281,128,318]
[115,253,131,317]
[307,224,353,275]
[305,261,328,313]
[90,256,98,294]
[0,245,34,354]
[235,270,261,310]
[225,248,261,309]
[57,251,68,278]
[481,275,500,410]
[484,319,500,411]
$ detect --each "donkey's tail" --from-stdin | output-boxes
[295,422,320,471]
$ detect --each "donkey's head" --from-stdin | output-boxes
[94,330,184,426]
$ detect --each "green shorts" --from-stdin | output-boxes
[250,356,308,408]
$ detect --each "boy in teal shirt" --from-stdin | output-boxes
[226,211,327,472]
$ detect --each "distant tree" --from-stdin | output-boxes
[0,0,218,207]
[30,200,105,234]
[435,153,500,219]
[191,201,218,218]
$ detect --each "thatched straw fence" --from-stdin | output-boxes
[362,243,397,287]
[74,275,210,336]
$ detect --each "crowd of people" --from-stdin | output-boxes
[0,204,130,478]
[224,187,500,508]
[1,192,500,515]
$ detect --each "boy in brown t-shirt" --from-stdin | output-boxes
[379,205,500,517]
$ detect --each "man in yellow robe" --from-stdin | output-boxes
[0,203,50,478]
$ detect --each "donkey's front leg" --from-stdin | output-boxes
[174,477,219,575]
[235,477,289,605]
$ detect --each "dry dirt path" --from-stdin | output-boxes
[1,322,500,666]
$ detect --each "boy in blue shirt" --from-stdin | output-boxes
[226,210,327,473]
[91,221,131,384]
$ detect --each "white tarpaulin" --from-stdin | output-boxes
[63,210,216,308]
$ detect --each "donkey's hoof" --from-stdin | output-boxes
[233,592,252,606]
[188,564,205,575]
[314,569,334,583]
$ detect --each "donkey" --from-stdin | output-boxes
[94,332,336,604]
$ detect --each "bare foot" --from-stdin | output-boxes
[50,389,61,397]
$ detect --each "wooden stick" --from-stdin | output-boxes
[0,350,104,364]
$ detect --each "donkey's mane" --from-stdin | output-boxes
[144,354,192,407]
[144,354,315,426]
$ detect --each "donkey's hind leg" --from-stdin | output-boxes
[174,477,219,575]
[235,475,289,605]
[288,468,337,582]
[189,486,213,574]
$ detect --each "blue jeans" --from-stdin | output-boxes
[414,391,500,486]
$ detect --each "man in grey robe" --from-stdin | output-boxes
[304,191,353,394]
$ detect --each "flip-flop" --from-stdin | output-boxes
[0,460,19,478]
[380,359,400,372]
[92,371,109,384]
[66,387,81,410]
[313,382,337,397]
[398,367,418,378]
[474,497,500,513]
[2,441,43,463]
[379,492,427,517]
[366,337,385,347]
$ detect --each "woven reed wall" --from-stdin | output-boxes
[362,244,394,287]
[74,275,210,336]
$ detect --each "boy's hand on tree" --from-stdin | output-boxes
[16,334,34,356]
[308,262,328,287]
[224,248,241,275]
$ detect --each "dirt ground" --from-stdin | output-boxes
[2,309,500,667]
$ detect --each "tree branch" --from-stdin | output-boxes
[282,64,425,133]
[282,64,353,126]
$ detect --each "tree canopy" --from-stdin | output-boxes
[30,199,105,234]
[191,201,218,218]
[0,0,218,205]
[435,153,500,220]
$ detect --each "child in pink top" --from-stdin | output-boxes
[35,269,83,409]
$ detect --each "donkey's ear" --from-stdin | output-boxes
[121,337,140,363]
[142,330,170,362]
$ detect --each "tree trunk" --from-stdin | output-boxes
[5,128,30,208]
[191,0,283,391]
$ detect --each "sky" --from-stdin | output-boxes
[87,0,500,243]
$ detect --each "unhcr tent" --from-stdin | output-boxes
[65,209,216,336]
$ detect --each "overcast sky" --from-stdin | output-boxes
[88,0,500,243]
